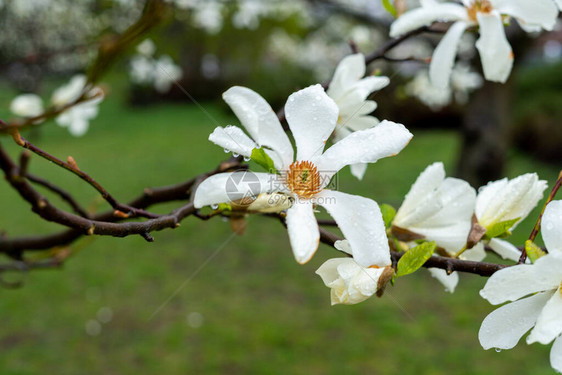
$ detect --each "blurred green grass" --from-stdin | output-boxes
[0,81,559,375]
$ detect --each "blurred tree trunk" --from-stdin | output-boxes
[455,80,510,187]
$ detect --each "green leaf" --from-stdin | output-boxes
[381,0,397,17]
[380,204,396,228]
[484,217,520,239]
[251,148,277,173]
[525,240,546,263]
[217,203,232,212]
[396,241,436,277]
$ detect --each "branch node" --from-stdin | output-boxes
[141,232,154,242]
[67,156,80,170]
[87,225,95,236]
[37,199,48,209]
[113,209,130,218]
[10,129,25,146]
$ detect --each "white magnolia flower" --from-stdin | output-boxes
[326,53,390,180]
[474,173,547,262]
[316,240,394,305]
[393,162,476,251]
[194,84,413,266]
[479,200,562,373]
[51,75,104,137]
[476,173,547,231]
[390,0,558,86]
[136,38,156,57]
[10,93,44,118]
[392,162,479,293]
[153,55,182,93]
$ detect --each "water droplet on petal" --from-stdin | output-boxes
[495,348,502,353]
[243,156,251,161]
[211,204,219,210]
[232,152,240,157]
[224,148,230,153]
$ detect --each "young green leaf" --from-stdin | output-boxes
[251,148,277,173]
[381,0,397,17]
[525,240,546,263]
[396,241,436,277]
[484,217,520,239]
[380,203,396,228]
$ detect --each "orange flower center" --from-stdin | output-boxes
[466,0,493,21]
[285,160,322,199]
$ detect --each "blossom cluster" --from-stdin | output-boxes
[192,45,558,370]
[129,39,183,94]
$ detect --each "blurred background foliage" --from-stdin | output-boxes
[0,0,561,373]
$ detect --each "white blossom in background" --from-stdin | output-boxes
[316,240,393,305]
[153,55,183,93]
[406,63,483,110]
[136,38,156,57]
[474,173,547,261]
[232,1,268,30]
[390,0,558,86]
[129,55,154,85]
[51,75,103,137]
[327,53,390,179]
[192,2,224,34]
[392,162,479,292]
[195,84,412,266]
[129,41,183,93]
[479,200,562,373]
[405,70,452,110]
[10,93,44,118]
[450,63,483,104]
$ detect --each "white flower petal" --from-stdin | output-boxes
[428,268,459,293]
[488,238,522,262]
[390,3,468,37]
[339,116,379,134]
[285,85,339,161]
[421,177,476,227]
[395,162,445,223]
[335,76,390,107]
[317,190,390,268]
[316,258,345,285]
[193,171,279,208]
[528,287,562,345]
[550,335,562,374]
[461,243,486,262]
[208,126,256,160]
[475,178,508,222]
[430,21,470,88]
[475,12,514,83]
[350,163,368,180]
[223,86,293,168]
[316,120,412,181]
[286,200,320,264]
[492,0,558,30]
[334,240,353,255]
[327,54,366,99]
[542,200,562,256]
[480,254,562,305]
[479,292,551,350]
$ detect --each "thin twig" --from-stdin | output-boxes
[520,170,562,263]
